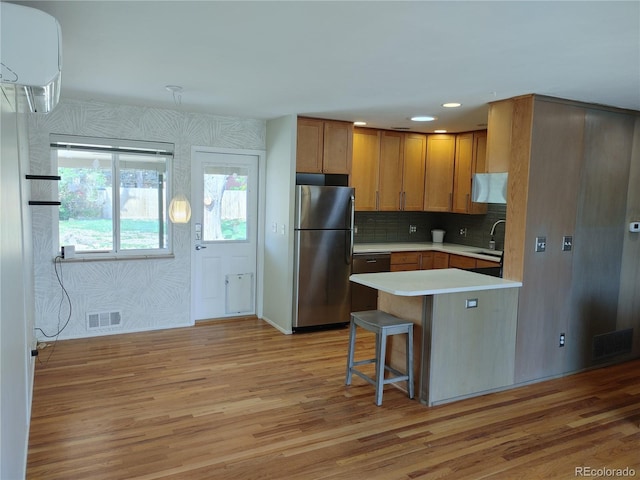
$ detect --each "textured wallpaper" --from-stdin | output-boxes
[28,98,265,339]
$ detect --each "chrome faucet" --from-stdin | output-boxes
[489,219,506,250]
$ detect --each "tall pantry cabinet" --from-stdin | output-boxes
[494,94,639,383]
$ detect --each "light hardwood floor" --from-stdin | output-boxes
[27,317,640,479]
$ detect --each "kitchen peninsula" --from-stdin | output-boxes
[350,269,521,406]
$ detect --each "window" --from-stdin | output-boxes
[202,165,249,242]
[52,135,173,256]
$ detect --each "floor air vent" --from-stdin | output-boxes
[87,311,122,330]
[592,328,633,361]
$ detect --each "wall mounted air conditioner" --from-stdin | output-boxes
[0,2,62,113]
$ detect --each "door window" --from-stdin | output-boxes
[202,165,249,242]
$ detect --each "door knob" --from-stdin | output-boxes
[195,244,207,250]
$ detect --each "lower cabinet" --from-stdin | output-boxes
[391,251,499,272]
[390,252,420,271]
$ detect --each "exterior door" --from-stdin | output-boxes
[191,149,258,321]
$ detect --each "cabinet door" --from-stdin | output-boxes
[402,133,426,211]
[323,120,353,174]
[448,254,476,269]
[420,251,434,270]
[378,131,404,211]
[452,133,474,213]
[351,128,381,211]
[296,118,323,173]
[424,135,455,211]
[432,252,450,269]
[390,251,420,271]
[470,131,488,214]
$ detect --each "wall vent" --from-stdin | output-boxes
[87,311,122,330]
[592,328,633,362]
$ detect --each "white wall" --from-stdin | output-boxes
[262,116,297,333]
[28,99,265,340]
[1,85,35,479]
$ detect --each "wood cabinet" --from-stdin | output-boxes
[378,131,404,210]
[391,251,500,272]
[351,128,380,211]
[423,134,455,212]
[449,253,499,270]
[390,251,420,271]
[452,131,488,214]
[352,129,426,211]
[402,134,427,210]
[448,253,476,269]
[432,252,450,269]
[296,117,353,174]
[424,131,487,214]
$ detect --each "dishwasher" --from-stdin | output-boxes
[351,253,391,312]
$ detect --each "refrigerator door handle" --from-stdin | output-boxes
[347,193,355,265]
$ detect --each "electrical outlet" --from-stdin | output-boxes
[535,236,546,253]
[559,333,565,347]
[459,228,467,237]
[562,236,573,251]
[409,225,417,234]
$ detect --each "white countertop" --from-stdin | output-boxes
[350,269,522,296]
[353,242,502,263]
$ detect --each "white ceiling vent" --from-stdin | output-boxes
[87,311,122,330]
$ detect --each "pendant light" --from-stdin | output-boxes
[169,194,191,223]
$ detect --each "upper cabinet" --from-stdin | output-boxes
[378,131,404,210]
[402,133,427,210]
[352,128,486,213]
[351,129,426,211]
[351,128,380,211]
[296,117,353,174]
[423,134,455,212]
[452,131,488,214]
[423,131,487,214]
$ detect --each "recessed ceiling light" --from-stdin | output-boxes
[353,121,367,126]
[434,129,447,133]
[410,115,436,122]
[442,102,461,108]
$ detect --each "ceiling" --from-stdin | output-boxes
[12,0,640,133]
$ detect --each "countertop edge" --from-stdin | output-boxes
[350,270,522,297]
[353,242,503,263]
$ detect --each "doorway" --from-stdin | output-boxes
[191,148,262,321]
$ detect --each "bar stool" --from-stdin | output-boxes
[345,310,414,406]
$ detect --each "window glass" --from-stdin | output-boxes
[54,136,172,256]
[119,155,168,250]
[203,165,248,241]
[58,150,113,251]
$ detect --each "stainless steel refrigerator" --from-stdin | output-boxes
[293,185,354,329]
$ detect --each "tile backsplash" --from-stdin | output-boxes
[354,204,507,250]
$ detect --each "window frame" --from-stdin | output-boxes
[52,134,175,259]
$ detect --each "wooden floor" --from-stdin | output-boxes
[27,317,640,480]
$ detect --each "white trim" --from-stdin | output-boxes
[261,315,293,335]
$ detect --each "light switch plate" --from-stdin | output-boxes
[630,222,640,233]
[535,236,546,252]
